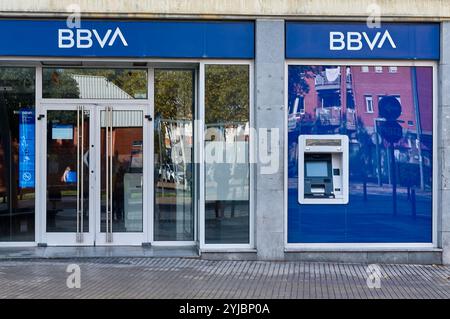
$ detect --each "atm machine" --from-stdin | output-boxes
[298,135,349,204]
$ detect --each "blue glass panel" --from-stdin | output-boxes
[287,65,433,243]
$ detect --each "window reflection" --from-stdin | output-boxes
[46,110,89,232]
[204,64,250,244]
[43,68,147,99]
[0,67,35,241]
[100,111,143,233]
[154,70,194,241]
[287,65,433,243]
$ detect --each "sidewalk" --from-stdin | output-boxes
[0,258,448,299]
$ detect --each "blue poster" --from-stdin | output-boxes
[18,109,35,188]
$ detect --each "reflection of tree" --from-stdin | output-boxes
[155,70,193,119]
[288,66,322,111]
[42,69,79,98]
[0,68,35,108]
[154,70,194,166]
[42,68,148,98]
[205,65,249,123]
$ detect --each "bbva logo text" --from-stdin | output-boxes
[58,27,128,49]
[329,30,396,51]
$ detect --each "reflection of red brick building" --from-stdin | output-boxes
[416,67,433,134]
[351,65,432,135]
[100,128,143,165]
[289,65,433,138]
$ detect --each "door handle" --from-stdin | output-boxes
[145,115,153,121]
[37,114,45,120]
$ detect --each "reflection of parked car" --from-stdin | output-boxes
[158,163,187,186]
[158,164,175,183]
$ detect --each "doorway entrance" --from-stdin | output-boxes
[43,103,148,245]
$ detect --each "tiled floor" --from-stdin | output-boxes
[0,258,448,299]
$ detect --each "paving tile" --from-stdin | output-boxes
[0,258,448,299]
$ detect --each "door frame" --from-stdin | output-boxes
[41,104,96,246]
[39,101,152,246]
[93,104,150,246]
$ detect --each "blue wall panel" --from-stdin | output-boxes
[286,22,440,60]
[287,65,433,243]
[0,20,254,58]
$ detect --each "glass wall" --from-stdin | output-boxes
[0,67,35,241]
[204,64,250,244]
[287,65,433,243]
[154,70,195,241]
[42,68,147,99]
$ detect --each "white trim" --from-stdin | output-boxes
[432,63,438,247]
[35,65,43,245]
[365,95,374,113]
[285,243,437,251]
[284,59,438,250]
[194,66,199,243]
[147,67,154,244]
[198,60,255,251]
[41,99,148,105]
[198,62,206,248]
[40,103,149,246]
[93,104,147,246]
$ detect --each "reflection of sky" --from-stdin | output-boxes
[287,65,433,243]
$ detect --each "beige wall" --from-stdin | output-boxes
[0,0,448,20]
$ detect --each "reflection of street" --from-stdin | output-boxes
[288,178,431,198]
[287,65,433,243]
[288,188,432,243]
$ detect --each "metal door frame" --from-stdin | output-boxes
[40,102,151,246]
[41,104,96,246]
[94,104,150,246]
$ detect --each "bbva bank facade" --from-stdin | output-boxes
[0,0,449,264]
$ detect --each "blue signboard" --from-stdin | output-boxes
[286,22,440,60]
[0,20,254,59]
[18,109,35,189]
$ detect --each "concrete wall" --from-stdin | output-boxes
[440,22,450,265]
[0,0,449,20]
[255,19,285,260]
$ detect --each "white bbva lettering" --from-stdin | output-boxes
[329,31,345,50]
[92,29,112,48]
[58,27,128,49]
[58,29,74,48]
[329,30,396,51]
[77,29,93,48]
[347,32,362,51]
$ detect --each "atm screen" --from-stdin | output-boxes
[306,161,328,177]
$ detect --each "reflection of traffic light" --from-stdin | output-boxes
[377,95,402,215]
[379,95,401,120]
[378,96,403,144]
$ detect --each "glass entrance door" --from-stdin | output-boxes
[95,106,146,245]
[43,104,147,246]
[44,106,94,245]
